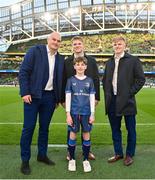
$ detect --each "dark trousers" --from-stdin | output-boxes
[20,91,56,162]
[108,95,136,157]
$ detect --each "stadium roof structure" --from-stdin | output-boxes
[0,0,155,50]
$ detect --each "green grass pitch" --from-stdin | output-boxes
[0,87,155,145]
[0,87,155,178]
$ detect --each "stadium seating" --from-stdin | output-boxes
[0,60,21,70]
[1,33,155,87]
[7,33,155,54]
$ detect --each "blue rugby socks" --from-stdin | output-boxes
[82,140,91,161]
[68,139,76,160]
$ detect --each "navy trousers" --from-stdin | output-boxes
[20,91,56,162]
[108,95,136,157]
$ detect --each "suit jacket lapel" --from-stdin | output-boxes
[54,53,59,80]
[39,45,49,89]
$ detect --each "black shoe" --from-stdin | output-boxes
[37,156,55,166]
[20,161,31,175]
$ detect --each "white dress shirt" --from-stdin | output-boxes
[112,52,124,95]
[45,45,56,91]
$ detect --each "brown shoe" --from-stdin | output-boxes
[66,152,71,161]
[108,155,123,163]
[88,152,95,160]
[77,151,96,160]
[124,155,133,166]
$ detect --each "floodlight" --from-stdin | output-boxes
[41,12,54,21]
[97,5,103,11]
[129,4,135,11]
[120,4,126,11]
[136,3,143,10]
[150,3,155,11]
[92,6,102,12]
[11,4,20,13]
[74,8,79,14]
[65,8,79,16]
[69,8,75,15]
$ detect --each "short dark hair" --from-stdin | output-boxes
[73,57,87,65]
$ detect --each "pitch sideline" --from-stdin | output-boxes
[0,122,155,126]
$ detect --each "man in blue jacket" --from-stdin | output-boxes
[19,32,64,175]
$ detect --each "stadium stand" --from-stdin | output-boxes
[6,33,155,54]
[0,1,155,87]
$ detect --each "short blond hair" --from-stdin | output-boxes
[71,36,83,43]
[112,36,126,44]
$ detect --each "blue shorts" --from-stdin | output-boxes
[68,114,92,133]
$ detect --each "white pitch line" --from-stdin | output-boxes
[0,122,155,126]
[48,144,67,148]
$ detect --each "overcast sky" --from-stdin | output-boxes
[0,0,21,7]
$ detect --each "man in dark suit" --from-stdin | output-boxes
[62,36,100,161]
[19,32,64,175]
[102,36,145,166]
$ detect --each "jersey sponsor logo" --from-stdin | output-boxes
[72,83,76,86]
[73,92,89,96]
[85,82,90,87]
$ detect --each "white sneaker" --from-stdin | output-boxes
[68,159,76,171]
[83,160,91,172]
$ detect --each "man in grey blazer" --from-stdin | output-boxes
[102,36,145,166]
